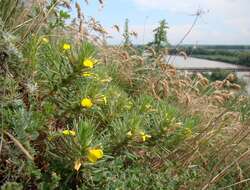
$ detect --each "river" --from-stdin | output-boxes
[168,56,250,93]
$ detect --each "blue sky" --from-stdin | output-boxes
[71,0,250,45]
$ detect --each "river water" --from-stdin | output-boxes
[168,56,250,93]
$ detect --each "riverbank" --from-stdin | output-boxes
[192,54,238,64]
[171,56,250,93]
[176,47,250,67]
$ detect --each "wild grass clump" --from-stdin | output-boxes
[1,1,249,189]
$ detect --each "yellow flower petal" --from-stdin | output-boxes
[127,131,133,138]
[62,130,76,136]
[74,159,82,171]
[140,132,151,142]
[81,98,93,108]
[63,43,71,50]
[83,58,97,68]
[145,134,151,140]
[140,132,145,136]
[87,154,97,163]
[87,148,103,163]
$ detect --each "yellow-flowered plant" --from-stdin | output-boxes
[83,58,97,68]
[81,98,93,108]
[63,43,71,50]
[127,131,151,142]
[87,148,104,163]
[140,132,151,142]
[62,130,76,136]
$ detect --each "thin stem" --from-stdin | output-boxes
[4,130,34,161]
[201,149,250,190]
[167,9,203,65]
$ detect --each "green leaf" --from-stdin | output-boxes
[76,119,94,149]
[59,10,70,19]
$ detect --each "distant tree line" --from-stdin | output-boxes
[169,47,250,67]
[184,45,250,51]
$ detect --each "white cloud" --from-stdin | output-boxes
[131,0,250,44]
[168,24,249,45]
[133,0,250,16]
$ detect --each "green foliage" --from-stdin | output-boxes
[182,47,250,67]
[206,70,233,81]
[151,19,170,54]
[1,182,23,190]
[0,0,22,30]
[238,51,250,66]
[122,18,131,47]
[49,10,71,29]
[76,120,95,149]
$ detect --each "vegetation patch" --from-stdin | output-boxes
[0,1,250,190]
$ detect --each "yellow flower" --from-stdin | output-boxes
[62,130,76,136]
[83,58,97,68]
[74,159,82,171]
[140,132,151,142]
[42,37,49,43]
[87,148,103,163]
[63,43,71,50]
[127,131,133,138]
[81,98,93,108]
